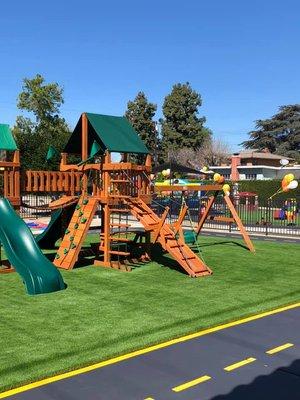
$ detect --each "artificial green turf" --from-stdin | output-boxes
[0,235,299,392]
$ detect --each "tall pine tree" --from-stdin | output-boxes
[125,92,158,159]
[160,83,210,160]
[242,105,300,161]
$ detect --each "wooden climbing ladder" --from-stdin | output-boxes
[125,198,212,277]
[94,203,132,270]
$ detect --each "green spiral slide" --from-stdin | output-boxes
[0,198,66,295]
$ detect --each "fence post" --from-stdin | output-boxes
[266,200,270,236]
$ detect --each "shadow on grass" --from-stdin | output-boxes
[198,240,249,251]
[150,243,185,275]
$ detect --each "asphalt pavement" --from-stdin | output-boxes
[2,305,300,400]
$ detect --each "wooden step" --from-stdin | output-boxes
[110,223,131,227]
[181,255,196,260]
[110,179,130,183]
[109,237,131,242]
[109,250,130,256]
[110,208,130,212]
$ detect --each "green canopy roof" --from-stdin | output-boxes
[0,124,18,151]
[64,113,149,155]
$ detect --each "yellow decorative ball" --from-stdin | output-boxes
[213,173,221,182]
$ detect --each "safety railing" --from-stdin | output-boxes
[22,171,83,194]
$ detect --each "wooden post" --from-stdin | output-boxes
[196,193,218,237]
[103,205,111,264]
[100,151,112,265]
[223,195,255,253]
[171,204,188,236]
[13,150,20,207]
[60,153,67,170]
[145,154,151,167]
[81,113,88,194]
[82,113,88,161]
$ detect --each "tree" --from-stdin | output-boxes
[125,92,159,162]
[169,138,231,171]
[242,105,300,161]
[160,83,211,160]
[13,74,71,170]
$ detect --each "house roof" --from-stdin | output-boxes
[0,124,18,151]
[64,113,149,155]
[152,161,200,174]
[238,151,292,160]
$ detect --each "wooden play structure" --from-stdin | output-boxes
[50,113,212,276]
[0,113,254,277]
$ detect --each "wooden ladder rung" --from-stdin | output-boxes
[109,237,131,242]
[110,179,130,183]
[110,223,131,227]
[110,208,130,212]
[110,195,130,198]
[109,251,130,256]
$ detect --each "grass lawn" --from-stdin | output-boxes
[0,234,299,392]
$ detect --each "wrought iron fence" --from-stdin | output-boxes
[20,193,60,218]
[20,192,300,237]
[152,193,300,237]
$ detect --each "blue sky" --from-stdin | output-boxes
[0,0,299,151]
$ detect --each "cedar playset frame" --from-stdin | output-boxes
[0,113,255,277]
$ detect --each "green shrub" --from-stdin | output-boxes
[236,180,300,204]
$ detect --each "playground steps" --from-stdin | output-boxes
[53,196,98,270]
[125,198,212,277]
[94,204,132,268]
[109,237,131,242]
[110,223,131,228]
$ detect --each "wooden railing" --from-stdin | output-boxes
[1,158,151,202]
[0,152,21,206]
[0,168,20,205]
[22,171,83,194]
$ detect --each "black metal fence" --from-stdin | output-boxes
[20,193,60,218]
[20,192,300,237]
[152,193,300,237]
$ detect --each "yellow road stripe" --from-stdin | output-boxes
[0,302,299,399]
[224,357,256,372]
[266,343,294,355]
[172,375,211,392]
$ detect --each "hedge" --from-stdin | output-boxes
[188,179,300,204]
[236,180,300,204]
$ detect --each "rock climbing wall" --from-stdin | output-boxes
[53,196,98,270]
